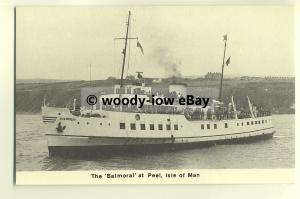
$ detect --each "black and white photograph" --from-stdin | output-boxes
[15,6,294,184]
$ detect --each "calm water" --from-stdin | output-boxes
[16,114,294,171]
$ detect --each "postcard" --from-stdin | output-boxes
[15,6,295,185]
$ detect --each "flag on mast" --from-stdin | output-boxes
[223,34,227,41]
[226,56,231,66]
[136,41,144,55]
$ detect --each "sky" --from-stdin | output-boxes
[16,6,294,80]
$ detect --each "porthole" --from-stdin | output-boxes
[130,123,136,130]
[140,124,146,130]
[174,124,178,130]
[166,124,171,130]
[207,124,210,129]
[149,124,154,130]
[158,124,163,130]
[120,122,125,129]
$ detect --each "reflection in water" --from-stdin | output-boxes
[16,114,294,171]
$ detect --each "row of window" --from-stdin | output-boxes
[120,123,228,131]
[200,123,228,130]
[120,123,179,131]
[77,121,110,126]
[199,119,269,130]
[76,119,269,129]
[244,119,268,126]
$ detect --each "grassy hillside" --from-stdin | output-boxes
[16,78,295,114]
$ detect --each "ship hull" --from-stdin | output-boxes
[47,128,275,158]
[42,107,275,158]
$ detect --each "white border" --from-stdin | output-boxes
[16,169,294,185]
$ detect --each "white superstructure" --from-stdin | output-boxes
[42,81,275,157]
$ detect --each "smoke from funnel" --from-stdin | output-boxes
[151,46,182,80]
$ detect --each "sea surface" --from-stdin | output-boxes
[16,114,294,171]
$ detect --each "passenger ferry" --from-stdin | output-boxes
[41,11,275,157]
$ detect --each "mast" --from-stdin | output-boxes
[120,11,131,89]
[219,34,227,101]
[247,96,255,118]
[89,64,92,87]
[43,95,46,107]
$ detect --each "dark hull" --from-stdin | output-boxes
[48,131,275,159]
